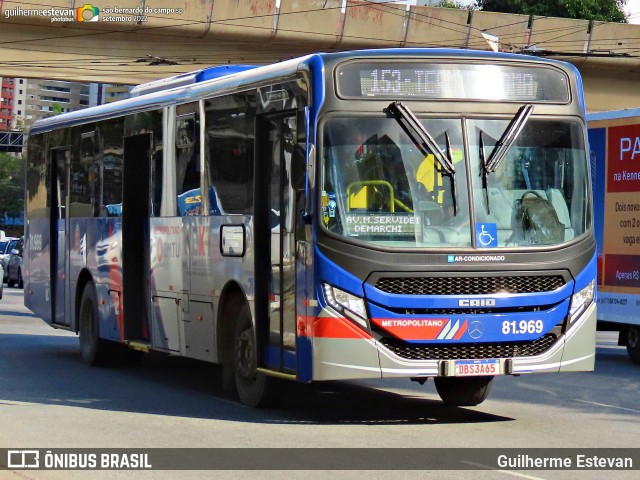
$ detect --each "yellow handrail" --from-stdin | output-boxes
[346,180,395,212]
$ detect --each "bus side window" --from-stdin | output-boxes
[69,130,99,218]
[99,117,124,216]
[175,107,201,216]
[204,93,256,215]
[177,188,202,217]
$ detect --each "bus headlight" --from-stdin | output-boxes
[323,283,368,329]
[569,280,595,323]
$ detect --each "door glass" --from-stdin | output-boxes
[52,148,70,326]
[266,114,298,367]
[175,105,201,216]
[204,93,255,215]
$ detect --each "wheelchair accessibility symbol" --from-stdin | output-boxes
[475,223,498,247]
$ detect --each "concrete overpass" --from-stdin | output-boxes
[1,0,640,112]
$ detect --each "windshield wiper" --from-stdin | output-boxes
[479,131,490,214]
[386,101,457,215]
[387,101,454,174]
[485,104,533,172]
[444,131,457,216]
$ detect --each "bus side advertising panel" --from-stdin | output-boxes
[589,117,640,326]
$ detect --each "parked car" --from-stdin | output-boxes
[0,263,3,299]
[6,236,24,288]
[0,237,19,283]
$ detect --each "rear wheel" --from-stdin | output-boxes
[79,283,110,366]
[434,376,494,406]
[626,326,640,364]
[233,304,276,407]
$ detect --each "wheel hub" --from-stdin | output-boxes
[628,327,640,349]
[235,330,256,381]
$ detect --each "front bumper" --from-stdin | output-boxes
[309,301,596,381]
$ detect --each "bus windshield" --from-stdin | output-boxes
[322,116,471,248]
[469,118,590,247]
[321,116,589,248]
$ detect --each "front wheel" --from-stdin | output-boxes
[626,326,640,364]
[233,304,276,407]
[434,376,494,406]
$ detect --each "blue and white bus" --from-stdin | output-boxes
[24,49,596,407]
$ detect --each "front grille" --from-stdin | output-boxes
[388,305,549,315]
[379,334,558,360]
[375,275,565,295]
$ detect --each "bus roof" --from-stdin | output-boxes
[28,54,312,135]
[587,108,640,121]
[28,48,578,136]
[129,65,259,97]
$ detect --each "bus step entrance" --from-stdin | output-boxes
[126,340,151,353]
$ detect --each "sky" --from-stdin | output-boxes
[626,0,640,24]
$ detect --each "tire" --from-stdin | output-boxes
[233,304,276,407]
[7,276,14,288]
[79,283,110,366]
[626,326,640,365]
[17,268,23,289]
[434,376,494,406]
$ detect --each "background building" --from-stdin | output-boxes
[89,83,133,107]
[2,78,134,130]
[0,77,15,130]
[22,79,90,127]
[102,84,133,104]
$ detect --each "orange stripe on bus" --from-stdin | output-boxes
[454,320,468,340]
[297,315,372,339]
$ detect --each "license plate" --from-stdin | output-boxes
[455,359,500,377]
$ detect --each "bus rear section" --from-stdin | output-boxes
[588,109,640,364]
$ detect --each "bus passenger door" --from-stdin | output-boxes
[51,148,71,327]
[122,133,152,342]
[256,112,299,374]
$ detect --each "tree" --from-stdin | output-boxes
[435,1,474,8]
[12,114,25,131]
[475,0,628,22]
[0,152,25,220]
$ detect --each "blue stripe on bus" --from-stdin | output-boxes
[296,336,313,383]
[263,346,297,373]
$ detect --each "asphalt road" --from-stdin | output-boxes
[0,287,638,480]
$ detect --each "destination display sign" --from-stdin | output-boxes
[336,62,569,103]
[344,213,419,236]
